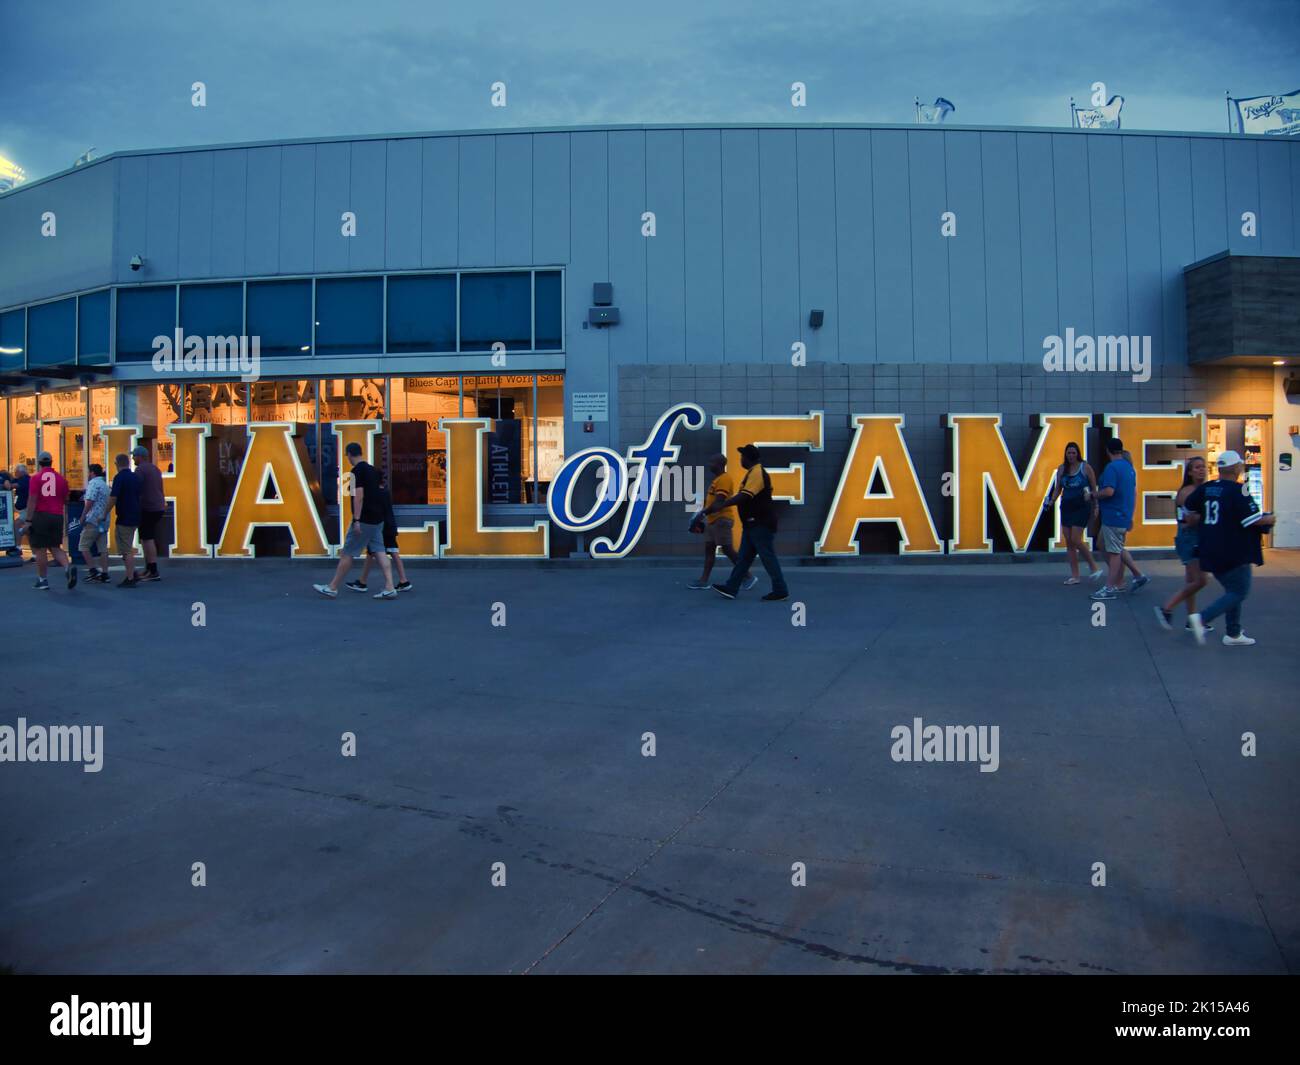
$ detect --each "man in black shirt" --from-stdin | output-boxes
[705,444,789,601]
[1183,451,1274,646]
[313,443,397,600]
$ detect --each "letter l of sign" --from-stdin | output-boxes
[590,403,706,557]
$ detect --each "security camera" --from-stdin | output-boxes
[130,255,143,271]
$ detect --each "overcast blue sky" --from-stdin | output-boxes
[1,0,1296,180]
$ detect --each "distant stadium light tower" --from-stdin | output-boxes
[0,154,27,192]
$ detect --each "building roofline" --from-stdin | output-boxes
[0,120,1271,198]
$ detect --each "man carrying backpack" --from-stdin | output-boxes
[707,443,789,602]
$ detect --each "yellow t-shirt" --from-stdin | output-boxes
[705,472,737,524]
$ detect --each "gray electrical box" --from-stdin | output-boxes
[592,282,613,306]
[588,307,620,326]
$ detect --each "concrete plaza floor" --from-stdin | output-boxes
[1,550,1296,974]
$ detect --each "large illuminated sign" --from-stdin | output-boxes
[114,406,1204,559]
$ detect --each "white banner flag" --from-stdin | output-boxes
[916,97,955,124]
[1231,90,1300,135]
[1074,95,1124,129]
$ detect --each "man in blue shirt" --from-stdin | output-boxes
[1090,438,1149,601]
[107,453,142,587]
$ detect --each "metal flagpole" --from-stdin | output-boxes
[1225,90,1234,133]
[914,97,920,124]
[1069,97,1076,128]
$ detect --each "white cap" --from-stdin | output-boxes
[1216,450,1243,467]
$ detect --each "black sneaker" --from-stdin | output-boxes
[140,570,161,582]
[761,591,789,602]
[33,577,49,591]
[67,565,77,589]
[711,584,736,600]
[118,577,139,588]
[345,580,368,593]
[395,580,413,592]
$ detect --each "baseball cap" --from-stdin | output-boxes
[37,450,52,465]
[1216,450,1243,467]
[131,445,149,458]
[737,443,762,462]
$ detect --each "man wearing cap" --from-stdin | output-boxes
[1182,450,1275,647]
[26,451,75,591]
[704,443,789,602]
[1089,437,1149,601]
[133,444,166,582]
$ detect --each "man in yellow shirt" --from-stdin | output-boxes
[689,454,756,590]
[705,444,789,601]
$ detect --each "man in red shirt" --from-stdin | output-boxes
[26,450,76,591]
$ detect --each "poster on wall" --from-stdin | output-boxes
[486,419,522,504]
[0,490,14,550]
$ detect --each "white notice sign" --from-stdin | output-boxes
[572,392,609,422]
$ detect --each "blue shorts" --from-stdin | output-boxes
[1174,526,1198,566]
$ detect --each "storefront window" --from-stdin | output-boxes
[247,280,311,357]
[460,272,531,351]
[187,380,247,425]
[125,385,181,470]
[535,271,562,350]
[90,386,118,432]
[315,277,382,356]
[9,395,36,472]
[390,376,459,504]
[78,290,111,366]
[387,274,456,353]
[27,298,76,367]
[0,398,7,469]
[117,286,176,362]
[318,378,386,504]
[535,374,565,500]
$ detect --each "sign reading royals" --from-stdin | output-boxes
[88,405,1206,559]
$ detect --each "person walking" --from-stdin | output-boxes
[133,444,166,582]
[78,462,112,583]
[27,451,75,591]
[1184,451,1275,647]
[12,461,31,558]
[346,474,413,594]
[1154,456,1212,635]
[314,442,396,600]
[709,444,789,602]
[1089,438,1149,602]
[688,453,757,591]
[1043,441,1103,584]
[107,452,142,587]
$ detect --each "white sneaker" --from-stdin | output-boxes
[1187,613,1206,646]
[1222,632,1256,647]
[1088,569,1105,581]
[313,583,338,599]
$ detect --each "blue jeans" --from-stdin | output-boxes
[722,523,788,596]
[1200,564,1252,638]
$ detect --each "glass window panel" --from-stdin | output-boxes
[124,385,182,471]
[387,274,455,353]
[459,272,531,351]
[78,290,111,365]
[0,397,6,469]
[0,309,24,373]
[90,386,118,433]
[186,381,247,425]
[39,387,85,421]
[319,378,386,506]
[247,280,311,357]
[535,374,565,502]
[390,376,459,504]
[116,286,176,362]
[535,271,562,350]
[249,379,317,423]
[181,282,243,340]
[315,277,382,356]
[465,373,542,504]
[27,298,76,367]
[9,395,36,473]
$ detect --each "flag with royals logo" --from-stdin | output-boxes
[916,97,955,124]
[1231,90,1300,135]
[1074,95,1124,129]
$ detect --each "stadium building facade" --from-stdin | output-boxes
[0,123,1297,559]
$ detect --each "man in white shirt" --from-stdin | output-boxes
[78,463,112,582]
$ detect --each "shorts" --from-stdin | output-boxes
[1060,502,1091,529]
[1101,525,1128,554]
[704,517,734,549]
[139,510,164,541]
[115,524,137,553]
[1174,526,1199,566]
[342,521,385,558]
[29,512,64,550]
[78,522,107,556]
